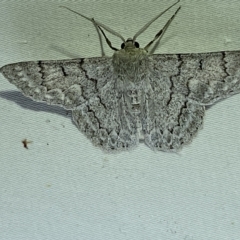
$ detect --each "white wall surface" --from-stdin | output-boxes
[0,1,240,239]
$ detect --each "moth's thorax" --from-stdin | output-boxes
[112,47,150,78]
[113,47,148,63]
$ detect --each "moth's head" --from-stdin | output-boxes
[121,38,140,50]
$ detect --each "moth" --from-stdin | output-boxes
[1,1,240,152]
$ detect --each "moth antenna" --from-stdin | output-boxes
[144,6,181,51]
[132,0,180,42]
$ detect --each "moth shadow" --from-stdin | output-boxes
[0,90,71,119]
[49,44,83,59]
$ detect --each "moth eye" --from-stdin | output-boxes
[121,43,125,49]
[134,41,140,48]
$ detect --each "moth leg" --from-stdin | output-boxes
[144,5,181,51]
[97,26,119,51]
[60,6,125,42]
